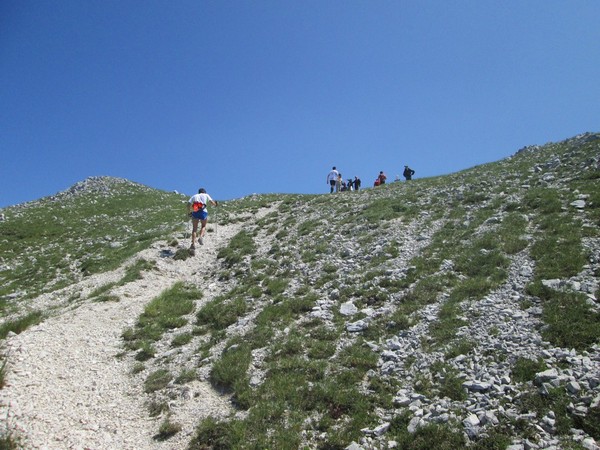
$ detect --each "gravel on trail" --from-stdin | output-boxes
[0,216,251,450]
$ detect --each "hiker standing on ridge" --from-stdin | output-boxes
[354,176,361,191]
[326,166,340,193]
[336,173,344,192]
[378,171,387,185]
[403,165,415,181]
[188,188,218,253]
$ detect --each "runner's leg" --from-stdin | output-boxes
[199,218,208,243]
[191,219,199,247]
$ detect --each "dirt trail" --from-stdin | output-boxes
[0,212,262,449]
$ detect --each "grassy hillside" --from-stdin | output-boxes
[0,177,186,307]
[1,134,599,449]
[180,133,599,449]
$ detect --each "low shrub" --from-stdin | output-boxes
[171,332,192,347]
[175,368,196,384]
[154,418,182,441]
[144,369,172,393]
[196,296,247,333]
[512,357,547,383]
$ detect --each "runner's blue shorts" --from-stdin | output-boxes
[191,210,208,220]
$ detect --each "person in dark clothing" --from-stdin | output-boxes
[403,165,415,181]
[354,176,361,191]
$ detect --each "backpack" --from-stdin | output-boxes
[192,201,204,212]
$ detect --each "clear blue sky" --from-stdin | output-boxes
[2,1,599,207]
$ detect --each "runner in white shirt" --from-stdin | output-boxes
[187,188,218,253]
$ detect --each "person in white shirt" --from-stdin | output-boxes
[187,188,218,252]
[326,166,340,193]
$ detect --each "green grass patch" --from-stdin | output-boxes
[134,342,156,361]
[574,406,600,441]
[0,311,44,339]
[431,362,467,401]
[497,212,529,254]
[210,341,252,407]
[88,281,118,298]
[175,368,196,384]
[470,425,512,450]
[155,417,182,441]
[122,282,199,351]
[388,413,466,449]
[217,230,256,267]
[523,187,563,214]
[0,429,22,450]
[297,219,322,236]
[173,248,193,260]
[188,417,243,450]
[428,299,466,347]
[144,369,173,393]
[147,399,169,417]
[94,294,120,302]
[336,340,379,373]
[263,277,289,296]
[525,185,588,285]
[511,357,547,383]
[196,296,247,333]
[444,338,475,360]
[0,352,7,389]
[540,290,600,350]
[171,332,192,347]
[531,218,587,280]
[514,386,574,436]
[121,258,156,284]
[361,197,419,223]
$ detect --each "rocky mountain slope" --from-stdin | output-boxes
[1,133,599,449]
